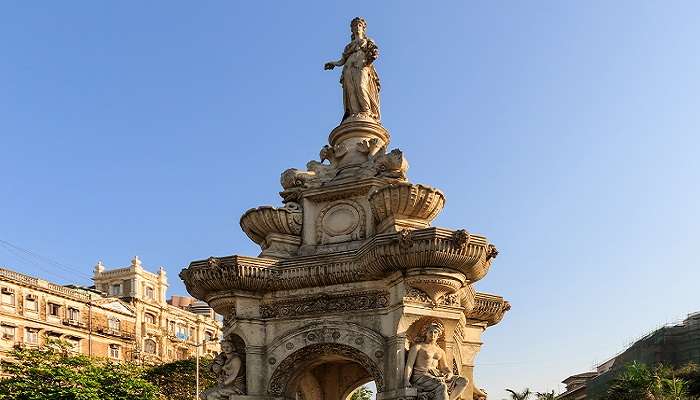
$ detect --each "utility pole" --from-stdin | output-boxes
[195,338,209,400]
[87,293,93,356]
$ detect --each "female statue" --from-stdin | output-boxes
[405,322,468,400]
[201,340,245,400]
[324,17,381,122]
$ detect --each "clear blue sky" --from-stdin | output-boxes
[1,1,698,397]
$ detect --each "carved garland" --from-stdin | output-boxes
[260,290,389,318]
[403,287,462,307]
[268,343,384,395]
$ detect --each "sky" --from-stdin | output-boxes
[1,1,699,398]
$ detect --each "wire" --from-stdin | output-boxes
[0,239,93,283]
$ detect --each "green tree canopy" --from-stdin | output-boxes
[602,361,698,400]
[144,357,217,400]
[505,388,532,400]
[0,340,159,400]
[349,385,374,400]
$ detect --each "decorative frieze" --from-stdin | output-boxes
[260,290,389,318]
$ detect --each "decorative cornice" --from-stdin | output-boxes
[180,227,495,302]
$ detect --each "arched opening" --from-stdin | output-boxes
[269,343,383,400]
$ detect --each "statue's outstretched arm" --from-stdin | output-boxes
[324,53,347,70]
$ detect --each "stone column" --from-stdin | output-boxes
[384,334,407,392]
[245,345,267,395]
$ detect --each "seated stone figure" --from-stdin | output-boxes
[404,322,468,400]
[201,340,245,400]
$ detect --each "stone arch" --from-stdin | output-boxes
[267,320,385,354]
[268,342,384,398]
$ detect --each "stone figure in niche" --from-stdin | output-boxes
[201,339,245,399]
[324,17,381,122]
[405,322,468,400]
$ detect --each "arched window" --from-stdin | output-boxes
[144,339,157,354]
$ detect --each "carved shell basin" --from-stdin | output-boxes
[240,204,302,247]
[368,182,446,226]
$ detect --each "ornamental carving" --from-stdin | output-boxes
[486,243,499,261]
[465,293,511,326]
[316,200,367,244]
[404,286,433,305]
[207,257,220,268]
[260,290,389,318]
[453,229,470,248]
[397,229,414,249]
[268,343,384,395]
[404,286,461,308]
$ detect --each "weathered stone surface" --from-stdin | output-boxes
[181,18,509,400]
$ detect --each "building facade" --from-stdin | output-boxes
[556,312,700,399]
[0,257,221,366]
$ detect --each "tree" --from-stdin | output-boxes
[603,361,695,400]
[349,385,374,400]
[0,340,159,400]
[144,357,217,400]
[676,363,700,399]
[535,390,555,400]
[505,388,532,400]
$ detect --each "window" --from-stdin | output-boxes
[108,318,120,331]
[48,303,61,318]
[144,339,157,354]
[168,321,176,334]
[176,325,188,340]
[25,329,39,345]
[189,327,195,339]
[68,308,80,321]
[109,344,120,359]
[25,295,38,312]
[204,331,213,342]
[144,313,156,325]
[110,284,121,296]
[1,324,15,341]
[145,286,154,300]
[1,288,15,306]
[49,303,59,316]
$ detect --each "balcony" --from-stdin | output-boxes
[62,319,86,328]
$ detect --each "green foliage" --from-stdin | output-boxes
[535,390,555,400]
[144,357,217,400]
[0,340,159,400]
[349,385,374,400]
[677,363,700,398]
[602,361,699,400]
[505,388,532,400]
